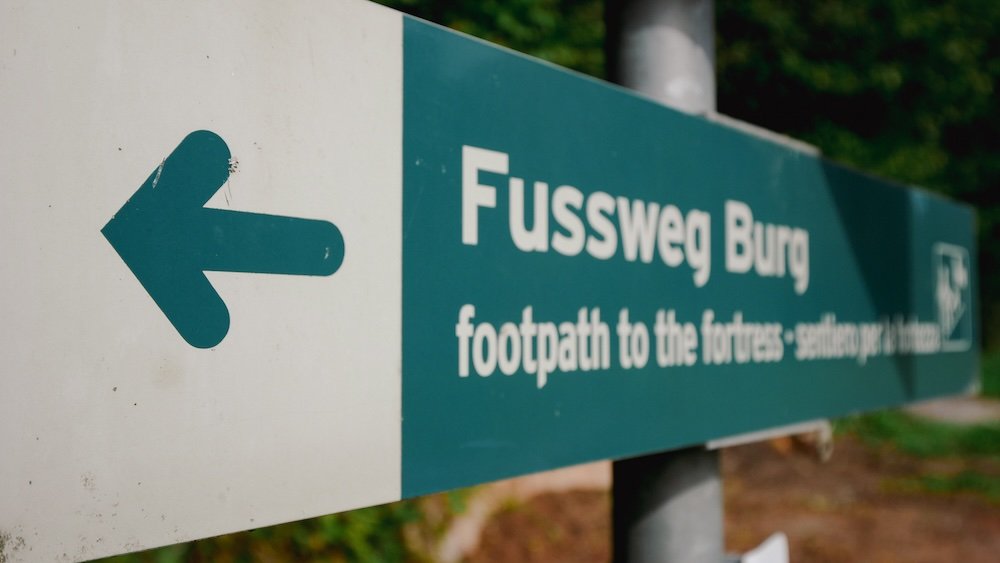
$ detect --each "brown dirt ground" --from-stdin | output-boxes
[468,436,1000,562]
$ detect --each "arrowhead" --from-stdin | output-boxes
[103,131,233,348]
[102,130,344,348]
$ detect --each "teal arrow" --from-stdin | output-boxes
[102,130,345,349]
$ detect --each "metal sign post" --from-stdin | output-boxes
[607,1,723,561]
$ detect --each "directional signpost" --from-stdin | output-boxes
[0,1,978,561]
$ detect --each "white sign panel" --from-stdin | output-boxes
[1,1,402,561]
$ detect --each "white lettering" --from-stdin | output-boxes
[461,145,505,245]
[551,185,586,256]
[509,178,549,252]
[725,199,810,294]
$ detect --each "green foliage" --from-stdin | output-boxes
[717,0,997,184]
[844,410,1000,502]
[445,488,468,515]
[981,349,1000,399]
[376,0,604,77]
[839,410,1000,458]
[885,470,1000,502]
[98,501,423,563]
[917,470,1000,501]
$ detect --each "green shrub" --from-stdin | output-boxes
[838,410,1000,458]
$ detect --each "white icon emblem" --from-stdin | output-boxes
[934,243,972,351]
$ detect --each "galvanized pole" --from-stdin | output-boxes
[606,0,716,114]
[612,447,724,562]
[606,1,724,562]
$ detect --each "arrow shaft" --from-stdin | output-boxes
[196,208,344,276]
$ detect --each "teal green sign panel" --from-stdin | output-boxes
[401,19,977,497]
